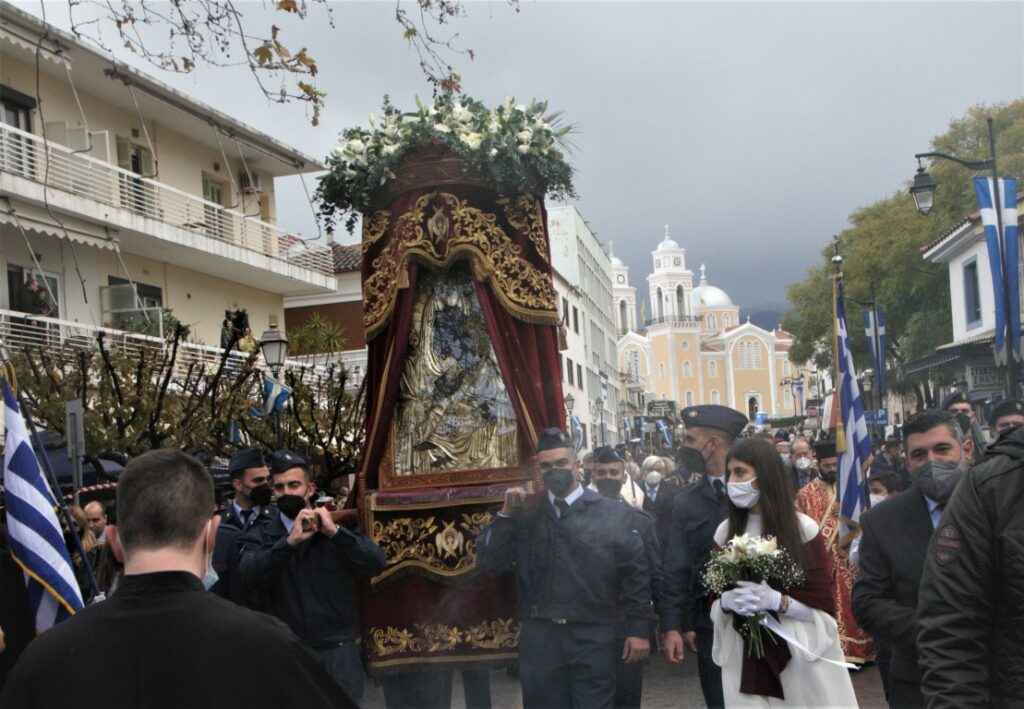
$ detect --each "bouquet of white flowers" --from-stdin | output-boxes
[701,534,805,659]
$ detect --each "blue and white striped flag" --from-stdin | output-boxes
[974,177,1020,364]
[862,308,887,395]
[262,374,292,417]
[655,419,672,447]
[2,380,84,632]
[834,281,873,549]
[569,415,584,453]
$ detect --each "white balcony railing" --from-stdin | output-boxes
[0,123,333,277]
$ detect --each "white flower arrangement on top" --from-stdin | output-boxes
[316,94,577,232]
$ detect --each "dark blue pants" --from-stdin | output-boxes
[381,669,492,709]
[317,641,364,701]
[696,627,724,709]
[519,620,616,709]
[612,636,643,709]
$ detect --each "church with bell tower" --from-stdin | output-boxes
[615,226,806,422]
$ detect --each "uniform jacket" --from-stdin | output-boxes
[659,475,726,633]
[0,571,357,709]
[917,427,1024,708]
[641,482,678,553]
[476,488,653,638]
[851,486,933,685]
[238,512,385,648]
[212,502,272,605]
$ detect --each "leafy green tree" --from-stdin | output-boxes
[783,100,1024,410]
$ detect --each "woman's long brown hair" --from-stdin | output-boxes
[725,437,807,567]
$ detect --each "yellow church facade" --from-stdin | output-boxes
[615,229,807,421]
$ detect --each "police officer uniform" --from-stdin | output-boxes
[941,390,987,463]
[987,398,1024,439]
[476,431,653,709]
[211,447,272,606]
[238,450,386,701]
[660,405,747,709]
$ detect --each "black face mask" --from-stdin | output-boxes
[276,494,308,520]
[595,478,623,499]
[543,468,574,498]
[248,483,273,507]
[819,470,837,485]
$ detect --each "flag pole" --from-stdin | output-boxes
[0,341,102,601]
[831,239,846,449]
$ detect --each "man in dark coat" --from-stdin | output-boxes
[640,455,678,554]
[0,450,356,709]
[238,449,386,701]
[917,421,1024,708]
[476,429,653,709]
[852,410,972,708]
[591,445,662,709]
[211,447,273,605]
[660,404,748,709]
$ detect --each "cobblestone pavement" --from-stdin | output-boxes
[363,653,888,708]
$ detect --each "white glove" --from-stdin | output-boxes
[735,580,782,613]
[720,588,754,616]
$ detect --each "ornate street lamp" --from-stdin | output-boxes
[911,116,1016,395]
[259,324,288,447]
[259,324,288,376]
[564,392,575,417]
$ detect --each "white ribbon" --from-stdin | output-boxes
[761,615,858,670]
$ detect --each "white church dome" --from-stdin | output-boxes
[656,224,680,252]
[690,264,733,308]
[611,255,625,267]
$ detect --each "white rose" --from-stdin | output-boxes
[517,129,532,143]
[382,144,399,156]
[488,148,498,157]
[344,138,365,154]
[753,537,777,555]
[460,132,483,150]
[434,123,451,134]
[452,103,473,122]
[517,144,530,154]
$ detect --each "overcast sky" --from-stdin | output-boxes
[26,1,1024,311]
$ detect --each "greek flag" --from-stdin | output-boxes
[262,374,292,416]
[655,419,672,447]
[834,281,872,549]
[2,380,84,631]
[974,177,1020,364]
[862,309,887,394]
[569,415,584,453]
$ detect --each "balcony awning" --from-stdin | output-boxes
[903,332,997,375]
[0,200,117,252]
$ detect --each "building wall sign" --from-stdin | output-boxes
[967,363,1003,391]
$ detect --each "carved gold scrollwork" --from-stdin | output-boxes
[370,619,521,658]
[362,191,557,338]
[370,511,494,580]
[498,194,549,263]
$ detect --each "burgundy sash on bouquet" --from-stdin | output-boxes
[730,532,836,700]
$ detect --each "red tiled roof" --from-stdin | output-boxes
[332,243,361,273]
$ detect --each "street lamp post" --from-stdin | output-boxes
[911,116,1017,397]
[260,324,288,449]
[564,392,575,427]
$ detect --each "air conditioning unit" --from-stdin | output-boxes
[239,171,263,193]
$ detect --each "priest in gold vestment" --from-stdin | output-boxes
[795,440,876,665]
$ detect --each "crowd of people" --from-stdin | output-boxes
[1,395,1021,708]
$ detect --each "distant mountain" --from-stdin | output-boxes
[740,305,790,332]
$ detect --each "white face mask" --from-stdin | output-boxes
[869,493,887,507]
[727,478,760,509]
[645,471,663,487]
[794,457,812,471]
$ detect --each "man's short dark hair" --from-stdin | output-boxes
[883,437,901,451]
[869,470,902,494]
[903,410,962,444]
[117,450,214,554]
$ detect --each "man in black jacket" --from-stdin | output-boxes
[917,421,1024,708]
[211,447,273,605]
[592,445,661,709]
[0,450,356,709]
[477,429,652,709]
[660,404,748,709]
[852,411,972,708]
[238,449,386,701]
